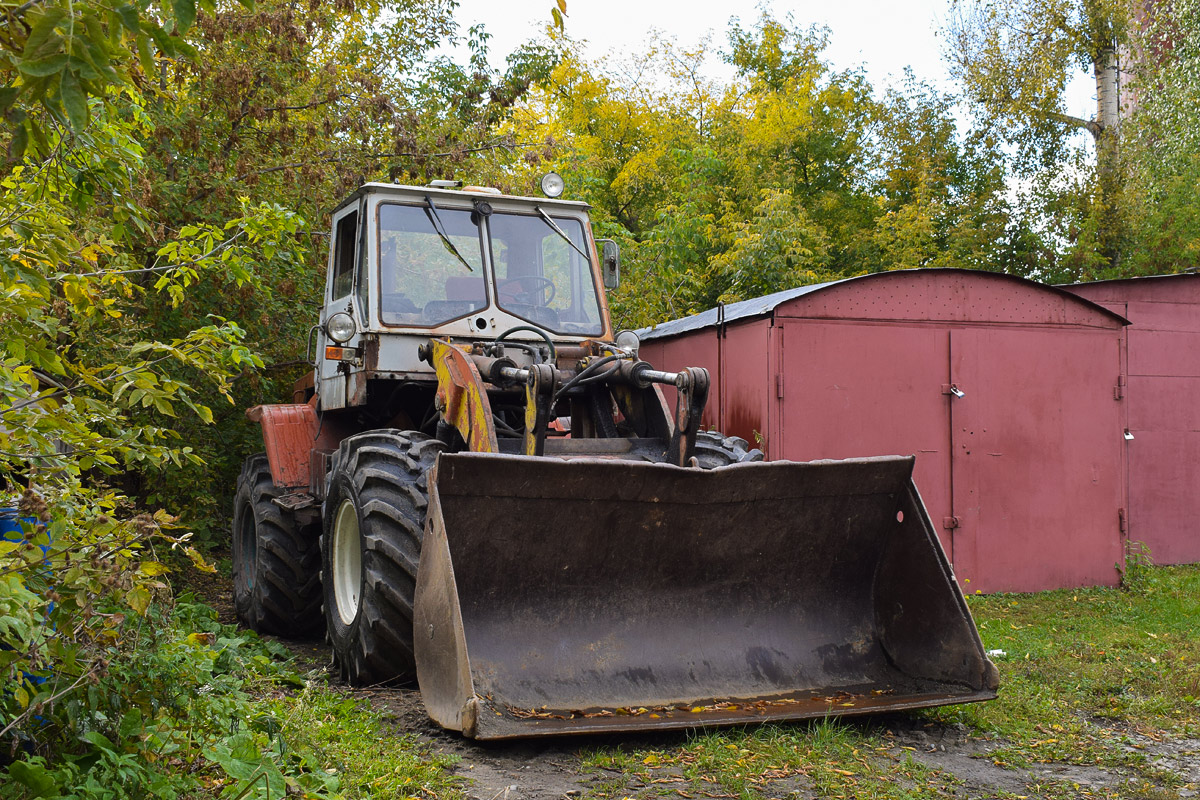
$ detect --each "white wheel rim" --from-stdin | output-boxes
[332,499,362,626]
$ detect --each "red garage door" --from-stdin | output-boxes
[948,328,1124,592]
[779,321,1124,593]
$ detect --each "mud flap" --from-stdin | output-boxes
[414,453,998,740]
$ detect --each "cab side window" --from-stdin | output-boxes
[331,211,358,299]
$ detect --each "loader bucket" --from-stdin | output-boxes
[414,453,998,740]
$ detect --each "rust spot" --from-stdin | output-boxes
[362,334,380,371]
[724,389,762,449]
[291,371,315,404]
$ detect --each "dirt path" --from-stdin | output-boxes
[188,566,1197,800]
[358,689,1195,800]
[328,672,1197,800]
[302,650,1196,800]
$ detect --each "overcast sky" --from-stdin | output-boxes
[446,0,1096,121]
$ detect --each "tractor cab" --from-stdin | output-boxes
[317,183,618,411]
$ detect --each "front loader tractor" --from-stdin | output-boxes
[233,179,998,739]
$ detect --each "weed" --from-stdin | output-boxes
[1123,541,1156,595]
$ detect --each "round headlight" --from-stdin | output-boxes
[615,329,640,356]
[540,172,565,198]
[326,311,356,344]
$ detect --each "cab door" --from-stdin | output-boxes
[317,202,366,410]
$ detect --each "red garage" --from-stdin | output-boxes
[1063,274,1200,566]
[638,269,1129,593]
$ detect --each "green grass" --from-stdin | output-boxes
[928,564,1200,787]
[582,721,966,800]
[261,683,462,800]
[574,565,1200,800]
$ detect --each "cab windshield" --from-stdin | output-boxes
[489,212,603,336]
[377,203,486,327]
[376,201,603,336]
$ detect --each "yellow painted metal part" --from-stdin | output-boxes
[430,339,499,453]
[523,380,538,456]
[520,363,555,456]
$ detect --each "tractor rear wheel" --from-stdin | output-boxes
[692,431,764,468]
[231,454,323,637]
[321,430,447,685]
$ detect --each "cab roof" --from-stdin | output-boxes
[331,182,592,216]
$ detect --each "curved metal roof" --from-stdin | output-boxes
[1060,271,1198,288]
[639,269,1128,341]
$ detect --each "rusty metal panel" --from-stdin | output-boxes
[1126,334,1200,564]
[777,321,955,559]
[645,270,1130,590]
[718,322,770,449]
[1129,375,1200,431]
[1129,328,1200,377]
[948,328,1123,592]
[1126,426,1200,564]
[1125,299,1200,331]
[639,330,722,430]
[1064,274,1200,308]
[640,270,1126,341]
[250,404,319,490]
[766,322,783,460]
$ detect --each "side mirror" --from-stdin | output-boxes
[598,239,620,289]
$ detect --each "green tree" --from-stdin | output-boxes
[0,0,215,141]
[724,14,880,275]
[945,0,1131,270]
[2,0,560,524]
[872,74,1015,273]
[509,14,1015,327]
[0,0,552,781]
[707,188,833,302]
[1119,0,1200,274]
[0,76,317,781]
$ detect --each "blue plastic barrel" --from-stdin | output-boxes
[1,507,53,693]
[0,507,48,554]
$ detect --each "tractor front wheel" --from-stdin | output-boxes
[231,454,323,637]
[692,431,764,468]
[321,430,447,685]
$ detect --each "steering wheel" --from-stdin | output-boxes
[499,276,556,307]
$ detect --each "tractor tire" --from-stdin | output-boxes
[692,431,764,468]
[321,430,447,686]
[231,454,323,637]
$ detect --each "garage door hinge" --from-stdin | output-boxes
[1118,508,1128,534]
[775,374,784,399]
[943,516,960,530]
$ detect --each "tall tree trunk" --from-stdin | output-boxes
[1093,44,1124,270]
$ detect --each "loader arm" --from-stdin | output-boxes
[421,336,709,465]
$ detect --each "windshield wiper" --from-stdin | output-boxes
[535,206,590,262]
[424,195,475,272]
